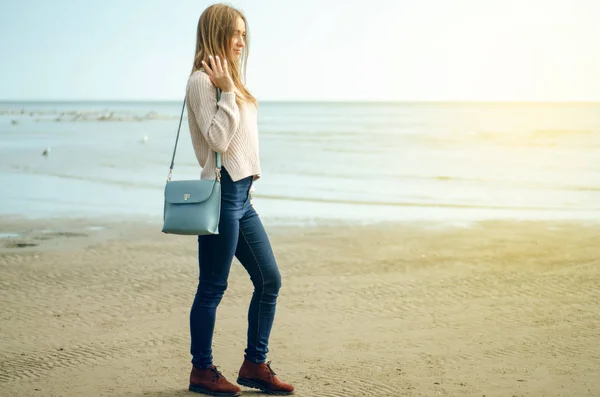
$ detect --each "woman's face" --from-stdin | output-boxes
[229,17,246,61]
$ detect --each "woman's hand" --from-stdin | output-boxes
[202,55,235,93]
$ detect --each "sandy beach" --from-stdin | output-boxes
[1,217,599,397]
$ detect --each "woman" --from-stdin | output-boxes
[184,4,294,396]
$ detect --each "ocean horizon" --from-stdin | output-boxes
[1,99,599,226]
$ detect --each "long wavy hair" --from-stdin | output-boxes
[191,4,257,107]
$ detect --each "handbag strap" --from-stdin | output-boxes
[167,88,222,181]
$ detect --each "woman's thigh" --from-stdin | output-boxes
[234,207,281,289]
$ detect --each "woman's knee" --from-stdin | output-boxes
[197,278,229,298]
[261,269,282,294]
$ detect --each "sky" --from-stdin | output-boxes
[1,0,599,102]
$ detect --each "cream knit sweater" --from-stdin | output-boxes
[185,70,261,182]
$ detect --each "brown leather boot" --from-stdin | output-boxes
[189,365,242,396]
[237,359,295,395]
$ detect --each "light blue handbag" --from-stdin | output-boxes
[162,89,222,235]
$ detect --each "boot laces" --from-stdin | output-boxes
[209,366,223,379]
[266,361,277,376]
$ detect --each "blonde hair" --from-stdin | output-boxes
[191,3,257,107]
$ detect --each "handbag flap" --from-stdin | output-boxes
[164,180,217,204]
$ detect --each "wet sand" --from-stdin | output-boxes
[1,217,599,397]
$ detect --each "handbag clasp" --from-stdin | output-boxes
[215,168,221,182]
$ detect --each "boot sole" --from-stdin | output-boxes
[188,384,242,397]
[237,377,294,395]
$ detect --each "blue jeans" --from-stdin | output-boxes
[190,167,282,369]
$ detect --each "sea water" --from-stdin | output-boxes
[1,101,599,225]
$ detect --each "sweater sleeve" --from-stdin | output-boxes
[186,72,240,153]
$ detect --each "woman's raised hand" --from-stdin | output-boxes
[202,55,235,93]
